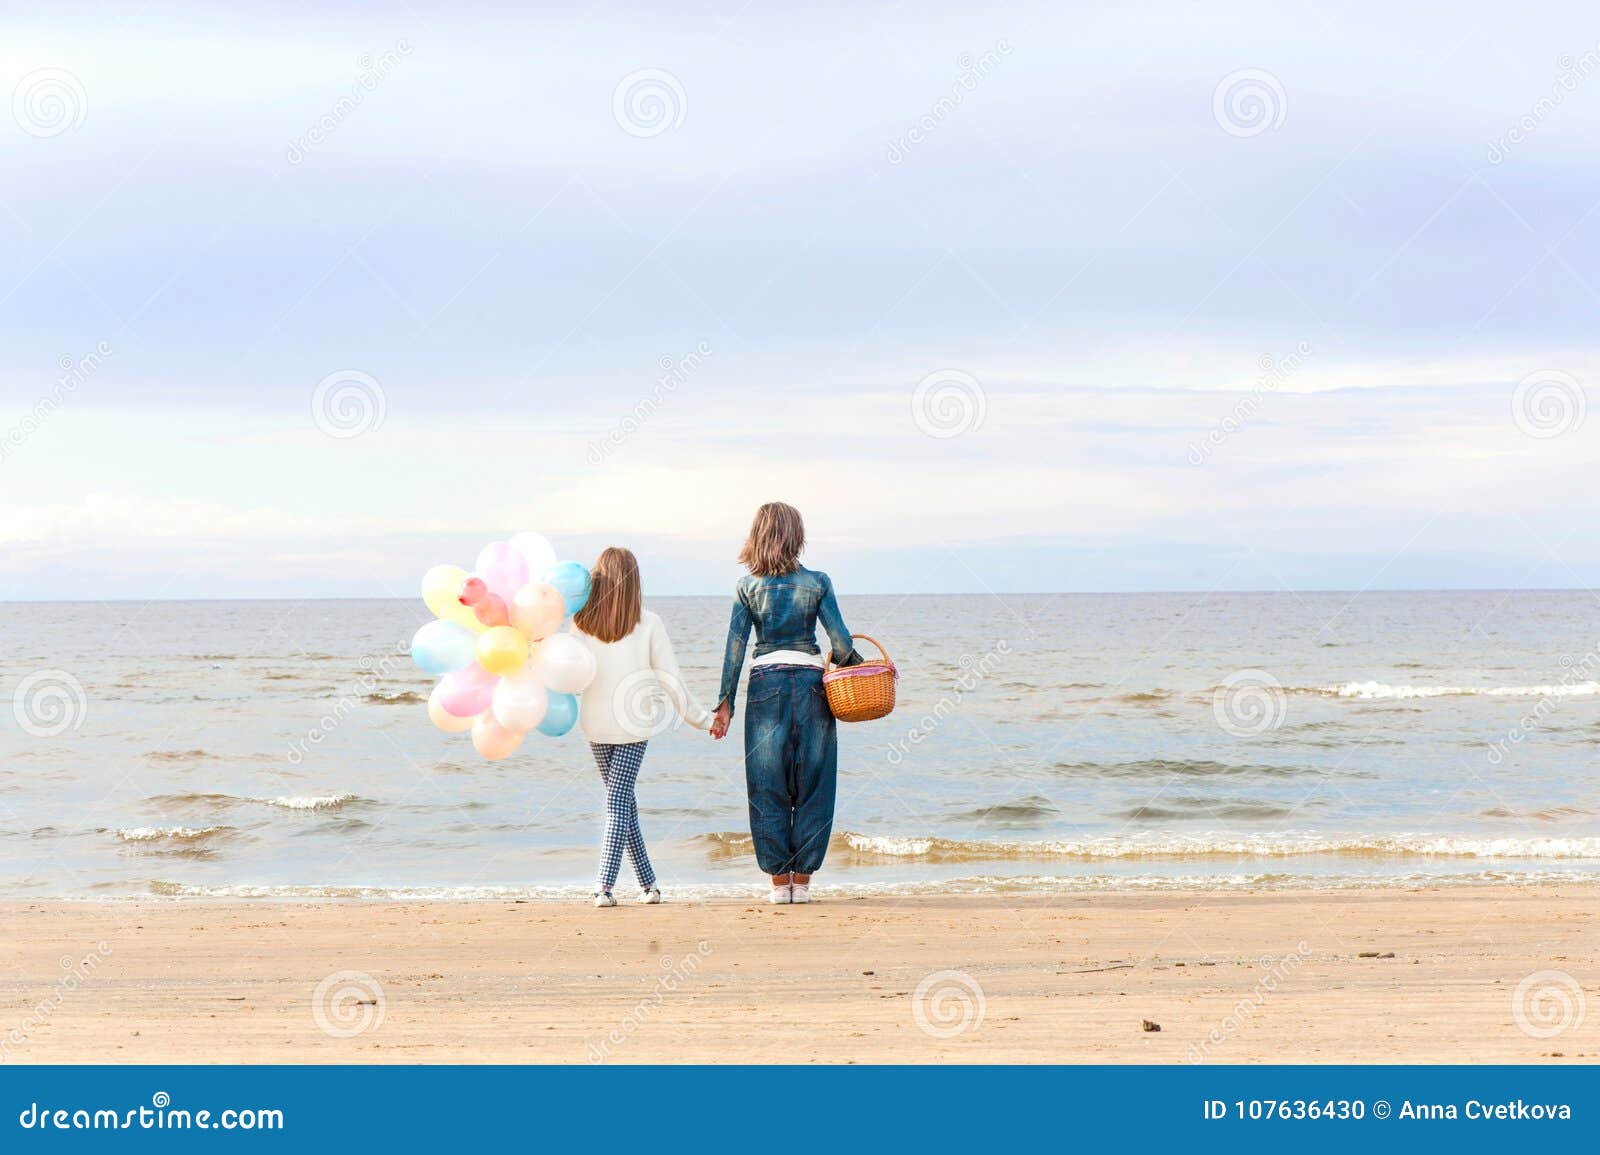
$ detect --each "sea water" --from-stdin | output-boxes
[1,591,1596,898]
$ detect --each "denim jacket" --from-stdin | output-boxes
[717,566,861,713]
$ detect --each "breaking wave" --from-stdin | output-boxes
[694,830,1600,862]
[115,826,230,843]
[258,794,364,811]
[1311,680,1600,700]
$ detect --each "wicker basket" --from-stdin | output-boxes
[823,634,898,722]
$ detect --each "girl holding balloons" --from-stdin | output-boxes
[572,547,714,907]
[410,534,710,907]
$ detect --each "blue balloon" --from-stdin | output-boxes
[542,561,592,616]
[537,691,579,737]
[410,620,477,675]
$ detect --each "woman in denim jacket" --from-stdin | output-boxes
[711,503,861,904]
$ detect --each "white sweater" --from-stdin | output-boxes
[574,610,712,743]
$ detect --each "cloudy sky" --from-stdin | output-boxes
[2,0,1598,598]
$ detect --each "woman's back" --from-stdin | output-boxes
[734,566,846,657]
[718,565,860,713]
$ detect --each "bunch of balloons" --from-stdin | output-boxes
[410,532,597,760]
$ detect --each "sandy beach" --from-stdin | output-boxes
[2,885,1594,1064]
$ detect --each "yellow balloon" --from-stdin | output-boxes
[476,626,529,676]
[422,564,485,633]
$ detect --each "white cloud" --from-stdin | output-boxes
[3,375,1595,597]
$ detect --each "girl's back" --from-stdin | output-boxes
[576,609,708,743]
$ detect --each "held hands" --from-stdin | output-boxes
[709,702,732,740]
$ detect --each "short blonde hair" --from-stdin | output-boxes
[573,547,642,643]
[738,502,805,576]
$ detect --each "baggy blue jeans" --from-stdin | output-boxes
[743,666,837,875]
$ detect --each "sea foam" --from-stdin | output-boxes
[115,826,228,843]
[257,794,361,811]
[140,868,1600,902]
[834,830,1600,860]
[1317,680,1600,700]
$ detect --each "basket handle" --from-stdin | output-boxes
[824,633,891,675]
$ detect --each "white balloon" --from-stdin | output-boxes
[508,532,558,581]
[492,669,549,732]
[536,633,597,694]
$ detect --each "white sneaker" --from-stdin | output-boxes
[768,884,792,904]
[789,883,811,904]
[639,887,661,904]
[593,892,616,908]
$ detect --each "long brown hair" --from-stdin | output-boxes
[738,502,805,576]
[573,547,642,643]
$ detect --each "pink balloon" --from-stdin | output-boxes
[427,683,475,733]
[472,593,510,628]
[459,578,509,626]
[437,663,498,718]
[475,542,529,605]
[471,712,525,761]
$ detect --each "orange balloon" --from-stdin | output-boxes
[511,582,566,640]
[471,713,524,760]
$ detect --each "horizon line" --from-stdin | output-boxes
[2,586,1594,605]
